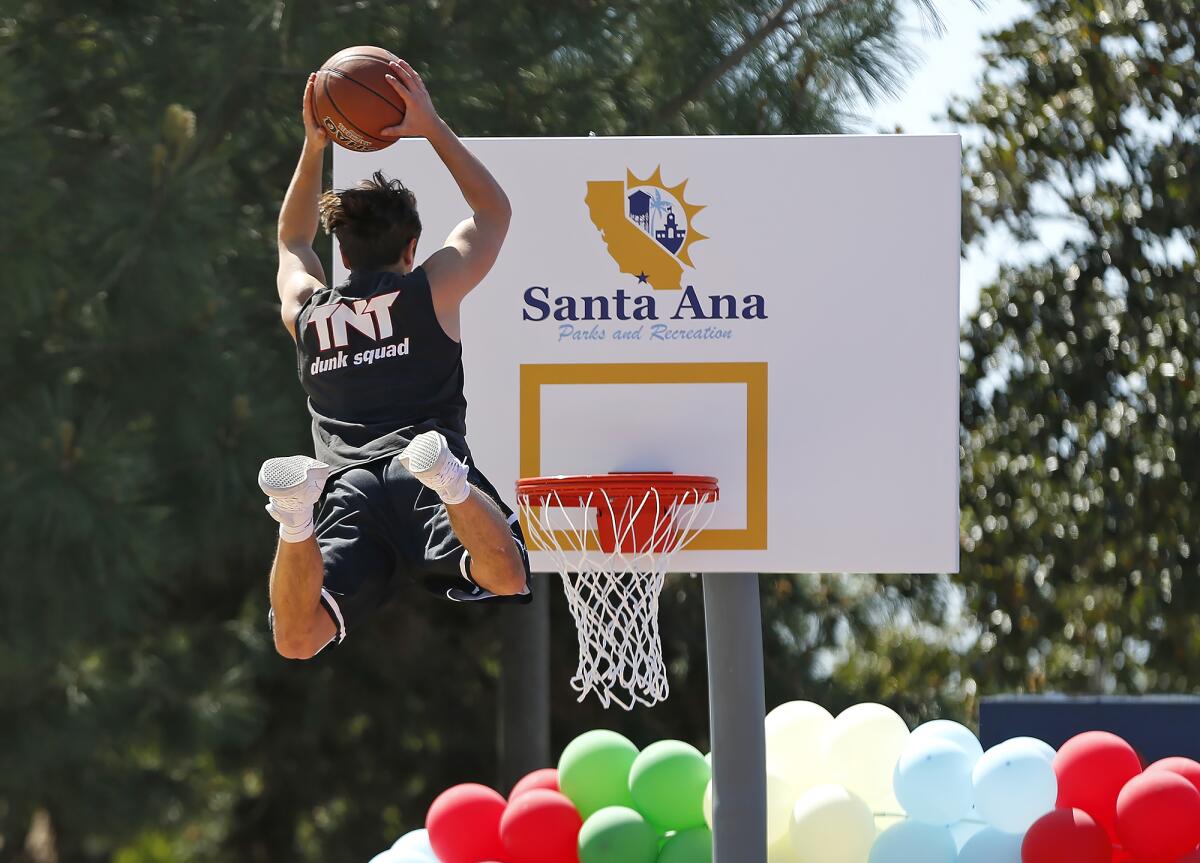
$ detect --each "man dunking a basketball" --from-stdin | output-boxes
[259,59,530,660]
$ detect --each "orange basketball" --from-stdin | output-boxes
[313,46,407,152]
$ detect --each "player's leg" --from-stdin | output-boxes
[259,456,337,658]
[443,485,527,595]
[268,535,335,659]
[398,431,527,596]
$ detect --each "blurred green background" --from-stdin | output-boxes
[1,0,1197,860]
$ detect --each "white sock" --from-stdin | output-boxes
[267,502,315,543]
[439,472,470,506]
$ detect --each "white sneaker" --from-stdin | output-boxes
[258,455,330,542]
[397,431,470,504]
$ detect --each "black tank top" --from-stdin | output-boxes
[294,267,469,472]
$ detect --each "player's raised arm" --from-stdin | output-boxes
[276,73,330,341]
[380,60,511,307]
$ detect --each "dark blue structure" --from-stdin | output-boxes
[628,190,651,231]
[980,695,1200,762]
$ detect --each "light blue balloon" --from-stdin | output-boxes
[958,826,1023,863]
[894,737,974,825]
[391,828,436,860]
[950,808,985,849]
[910,720,984,764]
[972,739,1057,834]
[1000,736,1056,764]
[868,820,957,863]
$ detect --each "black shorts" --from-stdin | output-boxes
[310,454,531,648]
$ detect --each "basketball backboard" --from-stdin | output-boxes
[334,134,960,574]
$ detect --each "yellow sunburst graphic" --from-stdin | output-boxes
[626,166,708,267]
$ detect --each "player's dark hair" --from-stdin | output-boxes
[319,171,422,271]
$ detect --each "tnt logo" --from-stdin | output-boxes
[307,291,399,350]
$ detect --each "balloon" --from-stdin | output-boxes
[765,701,835,793]
[766,770,797,845]
[704,769,794,846]
[790,784,876,863]
[950,811,986,850]
[972,739,1057,833]
[893,737,974,825]
[558,730,639,819]
[391,828,436,860]
[499,788,582,863]
[1053,731,1141,840]
[628,740,710,832]
[768,833,798,863]
[909,720,984,764]
[1146,756,1200,796]
[867,820,956,863]
[510,767,559,800]
[956,826,1022,863]
[426,783,507,863]
[577,806,658,863]
[1002,737,1056,765]
[823,703,910,822]
[370,853,432,863]
[1115,771,1200,863]
[658,826,713,863]
[1177,852,1200,863]
[1021,808,1111,863]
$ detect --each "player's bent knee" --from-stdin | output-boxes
[495,558,529,596]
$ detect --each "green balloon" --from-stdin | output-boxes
[578,806,659,863]
[628,740,711,832]
[558,730,639,819]
[658,826,713,863]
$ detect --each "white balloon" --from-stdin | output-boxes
[766,769,797,845]
[765,701,835,796]
[823,703,910,822]
[769,831,800,863]
[704,769,795,845]
[791,784,876,863]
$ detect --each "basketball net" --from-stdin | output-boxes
[517,476,718,710]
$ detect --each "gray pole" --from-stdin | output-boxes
[498,572,551,792]
[703,573,768,863]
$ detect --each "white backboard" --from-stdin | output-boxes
[335,135,960,573]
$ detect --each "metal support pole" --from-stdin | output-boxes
[498,572,551,792]
[703,572,768,863]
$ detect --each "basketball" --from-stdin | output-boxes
[313,45,407,152]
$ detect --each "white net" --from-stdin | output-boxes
[518,484,717,710]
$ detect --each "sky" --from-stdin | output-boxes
[862,0,1030,317]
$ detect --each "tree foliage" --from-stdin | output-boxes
[952,0,1200,695]
[0,1,928,860]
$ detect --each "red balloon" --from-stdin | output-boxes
[427,783,508,863]
[1174,851,1200,863]
[509,768,560,801]
[499,788,582,863]
[1022,808,1112,863]
[1116,771,1200,863]
[1054,731,1142,839]
[1147,757,1200,797]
